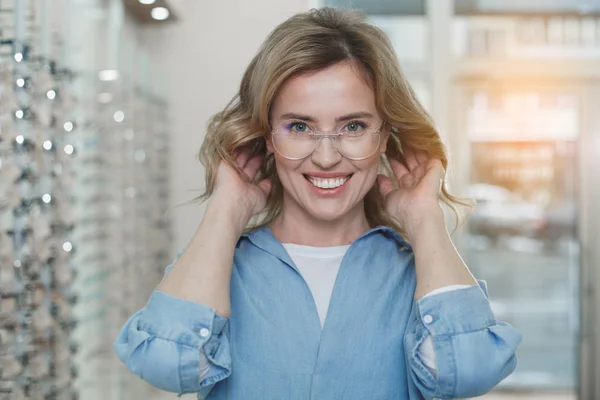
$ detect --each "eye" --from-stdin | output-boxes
[289,122,308,133]
[344,121,367,133]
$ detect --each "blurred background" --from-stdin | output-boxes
[0,0,599,399]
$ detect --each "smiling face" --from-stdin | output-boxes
[267,62,388,225]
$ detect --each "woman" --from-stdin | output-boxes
[115,8,521,400]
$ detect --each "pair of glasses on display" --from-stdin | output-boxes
[0,283,79,350]
[1,255,76,304]
[1,189,77,338]
[1,7,82,400]
[271,120,384,160]
[0,378,78,400]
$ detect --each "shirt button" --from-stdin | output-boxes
[423,315,434,324]
[199,328,210,337]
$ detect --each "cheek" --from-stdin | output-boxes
[353,154,381,173]
[273,155,303,179]
[352,157,381,186]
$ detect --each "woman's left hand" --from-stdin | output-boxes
[377,150,445,240]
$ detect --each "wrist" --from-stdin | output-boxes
[206,194,252,233]
[403,205,446,244]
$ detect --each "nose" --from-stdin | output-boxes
[311,137,342,169]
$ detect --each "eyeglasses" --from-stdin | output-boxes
[271,120,383,161]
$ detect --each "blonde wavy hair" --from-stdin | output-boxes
[198,7,469,238]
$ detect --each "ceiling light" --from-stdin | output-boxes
[139,0,156,4]
[151,7,169,21]
[99,69,119,81]
[98,92,113,103]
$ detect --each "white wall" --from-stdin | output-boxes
[142,0,309,254]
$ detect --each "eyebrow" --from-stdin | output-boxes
[279,112,374,122]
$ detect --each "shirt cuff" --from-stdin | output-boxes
[416,281,496,336]
[421,284,472,299]
[417,336,438,374]
[137,290,228,348]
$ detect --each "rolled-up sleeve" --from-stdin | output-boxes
[113,251,231,397]
[405,280,522,399]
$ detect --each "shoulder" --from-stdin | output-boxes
[360,226,413,253]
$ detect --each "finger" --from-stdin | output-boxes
[403,148,419,171]
[412,160,428,182]
[388,158,410,181]
[415,150,429,166]
[243,154,263,181]
[257,178,273,195]
[427,159,445,179]
[235,147,252,169]
[418,159,445,193]
[217,159,236,184]
[398,172,416,189]
[377,175,394,197]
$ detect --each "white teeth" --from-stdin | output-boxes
[307,176,349,189]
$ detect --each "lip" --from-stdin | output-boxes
[303,173,352,197]
[303,172,353,178]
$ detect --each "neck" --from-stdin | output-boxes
[269,197,371,247]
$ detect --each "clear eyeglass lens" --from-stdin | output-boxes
[272,122,381,160]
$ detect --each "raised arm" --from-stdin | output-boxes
[159,151,272,316]
[114,152,272,396]
[378,153,521,398]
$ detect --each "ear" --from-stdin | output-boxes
[266,136,274,154]
[379,125,392,154]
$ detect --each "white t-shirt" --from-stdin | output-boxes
[282,243,349,328]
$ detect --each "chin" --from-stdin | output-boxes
[301,197,358,222]
[306,207,348,222]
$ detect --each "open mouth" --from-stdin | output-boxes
[303,174,353,189]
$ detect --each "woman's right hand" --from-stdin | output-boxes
[157,148,269,314]
[213,149,272,224]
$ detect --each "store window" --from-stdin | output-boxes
[464,88,580,393]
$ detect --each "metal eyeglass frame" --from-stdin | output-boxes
[270,125,384,161]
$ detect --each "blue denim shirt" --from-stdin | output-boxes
[114,226,521,399]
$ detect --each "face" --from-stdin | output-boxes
[267,62,388,223]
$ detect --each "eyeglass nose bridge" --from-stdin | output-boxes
[312,134,342,155]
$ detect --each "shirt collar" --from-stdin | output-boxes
[240,224,411,269]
